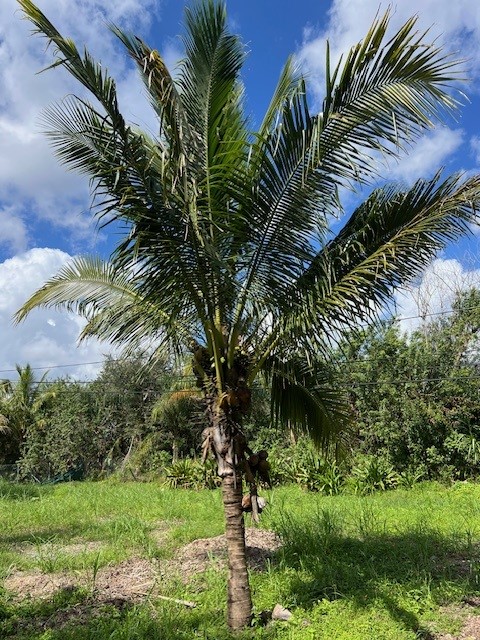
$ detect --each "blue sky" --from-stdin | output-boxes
[1,0,480,379]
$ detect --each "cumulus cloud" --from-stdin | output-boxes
[0,0,161,259]
[0,248,116,380]
[0,206,28,254]
[395,257,480,332]
[299,0,480,99]
[387,128,464,184]
[471,136,480,165]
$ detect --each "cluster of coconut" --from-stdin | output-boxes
[242,449,271,486]
[241,450,271,521]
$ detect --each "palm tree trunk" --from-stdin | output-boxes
[222,472,252,629]
[208,399,252,629]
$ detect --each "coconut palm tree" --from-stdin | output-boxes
[0,364,54,464]
[151,373,203,462]
[16,0,480,628]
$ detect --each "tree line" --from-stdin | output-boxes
[2,287,480,486]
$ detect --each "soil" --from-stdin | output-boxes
[432,603,480,640]
[15,541,104,558]
[176,527,282,577]
[3,527,282,602]
[435,616,480,640]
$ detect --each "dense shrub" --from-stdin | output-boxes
[341,289,480,481]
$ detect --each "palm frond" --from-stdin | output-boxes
[109,27,194,193]
[14,256,197,355]
[291,173,480,341]
[234,11,463,320]
[263,355,352,452]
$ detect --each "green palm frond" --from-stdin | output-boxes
[18,0,123,125]
[151,386,201,425]
[0,365,54,444]
[264,355,351,452]
[14,256,197,356]
[109,27,194,194]
[294,173,480,337]
[235,11,463,319]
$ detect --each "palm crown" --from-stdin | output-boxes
[16,0,480,627]
[17,2,480,436]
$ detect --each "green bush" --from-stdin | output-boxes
[348,455,400,495]
[267,436,347,494]
[164,458,221,490]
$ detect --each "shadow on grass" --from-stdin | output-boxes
[0,482,53,501]
[272,509,480,638]
[0,588,266,640]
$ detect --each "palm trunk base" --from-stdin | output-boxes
[222,473,252,629]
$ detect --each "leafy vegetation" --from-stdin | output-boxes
[3,286,480,495]
[342,288,480,481]
[14,0,480,627]
[0,365,54,465]
[2,480,480,639]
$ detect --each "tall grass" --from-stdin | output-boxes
[2,480,480,638]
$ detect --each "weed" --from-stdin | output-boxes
[2,481,480,639]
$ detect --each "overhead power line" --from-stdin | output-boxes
[1,303,479,375]
[0,360,105,374]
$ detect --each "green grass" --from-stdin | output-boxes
[2,479,480,638]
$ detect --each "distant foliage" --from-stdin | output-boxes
[164,458,221,490]
[342,288,480,481]
[13,289,480,487]
[19,357,171,480]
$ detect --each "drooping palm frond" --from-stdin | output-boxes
[151,388,202,425]
[249,173,480,364]
[14,256,198,357]
[295,172,480,337]
[263,355,351,452]
[18,0,218,334]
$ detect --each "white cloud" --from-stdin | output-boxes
[471,136,480,165]
[395,257,480,332]
[0,0,161,258]
[0,206,28,254]
[0,248,115,380]
[387,128,464,184]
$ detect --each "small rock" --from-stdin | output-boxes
[272,604,293,621]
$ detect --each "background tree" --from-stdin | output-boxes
[16,0,480,628]
[20,355,170,480]
[151,381,203,462]
[341,288,480,479]
[0,364,54,465]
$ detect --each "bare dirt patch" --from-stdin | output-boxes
[16,540,104,559]
[431,603,480,640]
[3,558,163,603]
[435,615,480,639]
[93,558,159,599]
[4,527,281,604]
[4,572,77,600]
[176,527,282,577]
